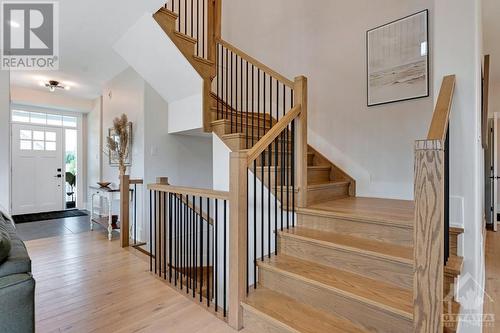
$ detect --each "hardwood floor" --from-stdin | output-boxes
[484,230,500,332]
[26,231,253,333]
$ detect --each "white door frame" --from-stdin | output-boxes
[10,105,84,212]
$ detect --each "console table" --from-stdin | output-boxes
[89,186,126,241]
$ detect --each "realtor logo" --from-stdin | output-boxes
[1,1,59,70]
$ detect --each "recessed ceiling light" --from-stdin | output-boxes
[9,20,20,28]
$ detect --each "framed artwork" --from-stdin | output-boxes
[367,10,430,106]
[108,123,132,166]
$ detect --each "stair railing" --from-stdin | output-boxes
[413,75,455,333]
[213,40,296,148]
[228,76,307,329]
[119,175,144,248]
[164,0,219,61]
[147,178,230,318]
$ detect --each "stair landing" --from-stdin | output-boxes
[307,197,414,225]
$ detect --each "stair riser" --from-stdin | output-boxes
[278,235,413,289]
[450,233,459,257]
[243,307,296,333]
[307,184,350,205]
[308,168,331,184]
[259,267,412,333]
[297,213,413,247]
[307,153,314,165]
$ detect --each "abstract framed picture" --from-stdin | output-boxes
[367,10,429,107]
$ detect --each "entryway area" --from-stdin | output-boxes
[10,109,82,217]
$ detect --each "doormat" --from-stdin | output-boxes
[12,210,88,224]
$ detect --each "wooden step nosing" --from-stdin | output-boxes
[296,208,413,230]
[279,231,413,267]
[173,31,197,44]
[258,261,413,320]
[157,7,179,19]
[242,302,302,333]
[306,181,351,190]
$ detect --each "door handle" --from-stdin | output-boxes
[55,174,62,178]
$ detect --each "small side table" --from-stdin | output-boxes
[89,186,122,241]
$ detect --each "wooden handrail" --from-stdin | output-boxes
[217,38,295,88]
[147,183,230,200]
[427,75,456,141]
[246,105,301,165]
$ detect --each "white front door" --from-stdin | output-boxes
[12,124,64,215]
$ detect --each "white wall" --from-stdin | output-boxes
[10,86,94,113]
[0,71,10,212]
[222,0,434,199]
[102,68,146,185]
[434,0,484,332]
[85,97,103,207]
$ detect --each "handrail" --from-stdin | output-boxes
[147,183,230,200]
[427,75,456,141]
[246,105,301,164]
[217,38,295,88]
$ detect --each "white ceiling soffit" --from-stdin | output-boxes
[9,0,167,100]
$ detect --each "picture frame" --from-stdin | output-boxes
[108,123,132,166]
[367,10,430,107]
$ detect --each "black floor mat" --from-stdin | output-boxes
[12,210,88,224]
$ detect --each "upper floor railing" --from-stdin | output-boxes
[413,74,455,333]
[213,39,296,148]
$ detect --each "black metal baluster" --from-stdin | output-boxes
[268,76,272,258]
[159,192,162,278]
[240,57,243,135]
[230,51,233,133]
[190,0,193,38]
[184,0,187,35]
[275,81,279,252]
[251,65,255,146]
[215,198,218,311]
[154,191,157,274]
[169,193,173,282]
[202,0,205,58]
[217,45,220,119]
[225,48,228,123]
[223,200,227,317]
[257,69,260,142]
[253,158,257,288]
[199,196,203,302]
[261,74,265,262]
[193,196,197,298]
[206,197,210,307]
[246,61,249,149]
[292,119,296,228]
[149,190,152,271]
[196,0,199,56]
[174,195,178,286]
[180,196,183,290]
[164,192,167,280]
[444,127,450,263]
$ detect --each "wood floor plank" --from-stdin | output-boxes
[25,231,250,333]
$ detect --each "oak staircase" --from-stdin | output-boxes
[144,2,464,332]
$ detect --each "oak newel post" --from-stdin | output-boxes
[228,151,248,330]
[120,175,130,248]
[294,76,308,207]
[413,142,444,333]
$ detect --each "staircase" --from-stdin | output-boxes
[147,2,463,332]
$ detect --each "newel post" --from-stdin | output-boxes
[294,76,308,208]
[120,175,130,248]
[413,140,444,333]
[228,151,247,330]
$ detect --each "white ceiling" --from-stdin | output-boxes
[10,0,165,100]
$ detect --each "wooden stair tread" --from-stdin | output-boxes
[243,288,368,333]
[450,226,464,235]
[443,299,460,333]
[280,227,413,264]
[276,181,350,193]
[158,7,178,19]
[259,255,413,317]
[445,255,464,276]
[304,197,414,228]
[173,30,197,44]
